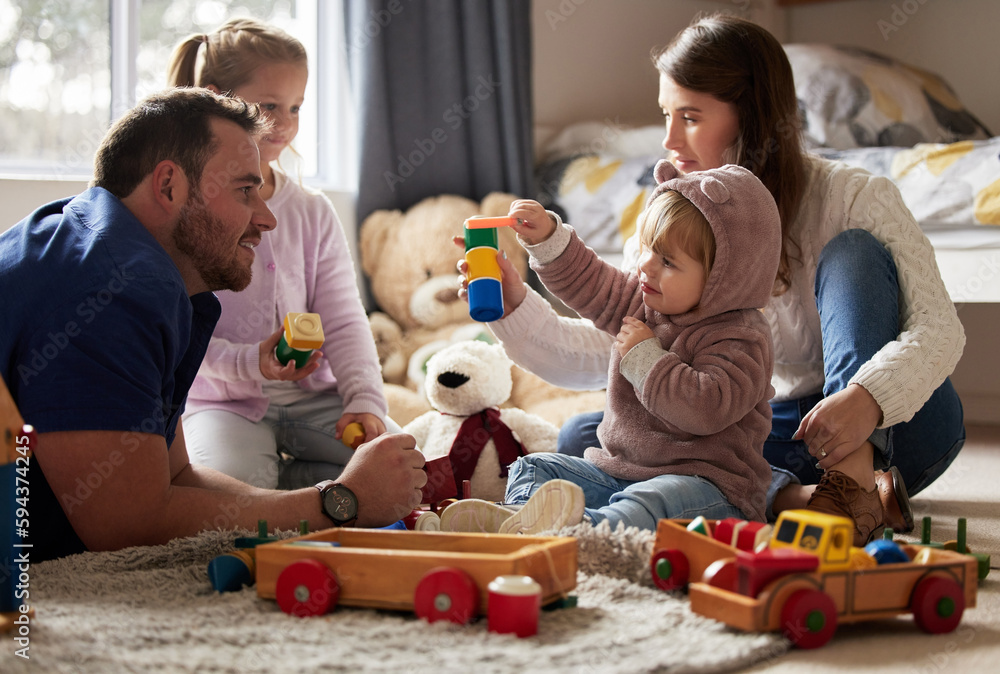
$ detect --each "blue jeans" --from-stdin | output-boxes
[558,230,966,503]
[504,453,745,532]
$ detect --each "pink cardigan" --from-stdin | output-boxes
[185,175,386,422]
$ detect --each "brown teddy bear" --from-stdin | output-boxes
[360,192,527,344]
[360,192,605,428]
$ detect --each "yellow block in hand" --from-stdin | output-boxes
[283,312,325,349]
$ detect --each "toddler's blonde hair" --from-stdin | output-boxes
[638,190,716,280]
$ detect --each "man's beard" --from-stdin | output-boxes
[173,193,253,292]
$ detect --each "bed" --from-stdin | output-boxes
[533,43,1000,303]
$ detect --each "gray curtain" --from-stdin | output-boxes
[345,0,533,225]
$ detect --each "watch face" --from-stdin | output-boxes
[323,485,358,523]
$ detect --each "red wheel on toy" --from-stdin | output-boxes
[911,576,965,634]
[414,567,479,624]
[650,549,690,591]
[275,559,339,617]
[780,589,838,649]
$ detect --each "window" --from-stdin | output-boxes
[0,0,354,189]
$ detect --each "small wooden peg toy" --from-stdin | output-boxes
[686,516,712,536]
[275,312,324,368]
[341,422,365,449]
[208,520,303,593]
[488,575,542,638]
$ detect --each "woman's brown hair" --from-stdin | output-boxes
[653,13,804,294]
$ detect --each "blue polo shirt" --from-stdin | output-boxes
[0,187,221,560]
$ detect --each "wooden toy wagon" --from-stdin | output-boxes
[681,510,979,649]
[253,528,577,625]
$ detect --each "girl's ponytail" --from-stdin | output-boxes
[166,35,208,88]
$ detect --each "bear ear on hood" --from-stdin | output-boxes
[700,176,730,204]
[653,159,679,184]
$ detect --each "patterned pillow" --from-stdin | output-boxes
[813,137,1000,228]
[536,153,659,257]
[785,44,992,150]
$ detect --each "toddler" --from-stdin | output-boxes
[443,161,780,533]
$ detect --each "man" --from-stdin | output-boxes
[0,88,425,561]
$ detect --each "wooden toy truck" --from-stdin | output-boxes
[253,527,577,624]
[684,510,978,649]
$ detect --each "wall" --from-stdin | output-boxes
[784,0,1000,134]
[531,0,775,144]
[532,0,1000,133]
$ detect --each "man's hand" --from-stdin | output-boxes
[336,432,426,527]
[259,327,321,380]
[615,316,654,357]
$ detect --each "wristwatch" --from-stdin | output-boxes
[314,481,358,527]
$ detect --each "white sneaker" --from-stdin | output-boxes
[498,479,585,535]
[439,499,518,533]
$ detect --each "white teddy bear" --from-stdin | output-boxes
[404,340,558,504]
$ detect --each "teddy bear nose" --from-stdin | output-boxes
[435,287,460,304]
[437,371,470,389]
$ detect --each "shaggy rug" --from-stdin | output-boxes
[1,522,787,673]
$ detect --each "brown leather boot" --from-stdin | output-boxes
[806,470,886,547]
[876,466,914,534]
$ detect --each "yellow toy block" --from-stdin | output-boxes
[283,312,325,350]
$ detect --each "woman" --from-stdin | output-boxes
[469,14,965,546]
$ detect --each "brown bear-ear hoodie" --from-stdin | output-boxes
[526,160,782,522]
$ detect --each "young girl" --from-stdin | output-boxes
[169,18,395,489]
[443,162,780,534]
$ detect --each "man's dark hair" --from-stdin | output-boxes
[91,87,267,198]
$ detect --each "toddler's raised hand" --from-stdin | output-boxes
[615,316,654,358]
[508,199,557,245]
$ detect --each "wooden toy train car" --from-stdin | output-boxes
[253,527,577,625]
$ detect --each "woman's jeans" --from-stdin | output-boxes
[504,453,745,532]
[557,230,965,510]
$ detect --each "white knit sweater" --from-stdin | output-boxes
[490,154,965,428]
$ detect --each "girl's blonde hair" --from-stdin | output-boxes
[167,17,307,92]
[638,190,716,281]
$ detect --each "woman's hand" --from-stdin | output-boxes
[794,384,883,469]
[615,316,654,357]
[453,237,527,317]
[258,327,322,381]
